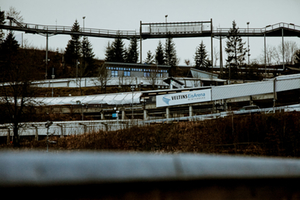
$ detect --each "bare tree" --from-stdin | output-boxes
[214,46,219,67]
[275,41,298,64]
[6,6,23,22]
[0,33,41,146]
[146,64,159,89]
[94,63,111,93]
[260,45,277,66]
[184,59,190,66]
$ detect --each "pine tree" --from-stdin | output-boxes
[0,32,19,73]
[105,42,114,62]
[64,20,81,76]
[125,37,139,63]
[164,37,178,76]
[81,36,95,76]
[164,37,178,67]
[225,20,248,79]
[105,32,125,62]
[194,40,208,69]
[155,41,165,65]
[112,32,125,62]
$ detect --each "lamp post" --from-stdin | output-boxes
[165,15,168,33]
[114,107,119,125]
[247,22,250,66]
[45,120,53,152]
[76,100,84,120]
[131,86,135,119]
[83,16,85,32]
[51,68,55,97]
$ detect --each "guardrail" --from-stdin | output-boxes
[1,152,300,199]
[1,104,299,138]
[144,103,300,124]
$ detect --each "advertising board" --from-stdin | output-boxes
[156,89,211,107]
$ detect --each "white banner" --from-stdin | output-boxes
[156,89,211,107]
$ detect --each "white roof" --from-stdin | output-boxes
[35,92,142,106]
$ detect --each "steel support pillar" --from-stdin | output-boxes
[219,36,223,74]
[189,105,193,121]
[140,21,143,64]
[166,107,170,119]
[210,18,213,71]
[143,109,148,120]
[122,110,126,120]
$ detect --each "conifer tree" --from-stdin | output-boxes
[125,37,139,63]
[194,40,208,69]
[105,42,114,62]
[164,37,178,67]
[81,36,95,76]
[155,41,165,65]
[225,20,248,79]
[112,33,125,62]
[64,20,81,76]
[105,32,125,62]
[164,37,178,76]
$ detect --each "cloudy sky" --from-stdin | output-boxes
[2,0,300,65]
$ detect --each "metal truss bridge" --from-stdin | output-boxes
[1,17,300,39]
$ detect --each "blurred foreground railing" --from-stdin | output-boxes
[0,152,300,199]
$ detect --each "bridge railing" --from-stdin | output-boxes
[265,22,300,32]
[5,20,138,37]
[215,27,265,35]
[141,21,211,35]
[216,22,300,35]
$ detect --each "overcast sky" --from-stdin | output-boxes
[2,0,300,65]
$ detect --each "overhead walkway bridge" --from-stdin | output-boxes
[2,17,300,39]
[1,17,299,70]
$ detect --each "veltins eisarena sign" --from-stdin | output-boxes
[156,89,211,107]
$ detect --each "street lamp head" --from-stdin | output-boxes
[247,22,250,25]
[83,16,86,19]
[45,120,53,128]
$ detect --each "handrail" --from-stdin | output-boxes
[3,18,138,37]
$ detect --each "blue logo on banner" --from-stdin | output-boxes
[162,97,171,105]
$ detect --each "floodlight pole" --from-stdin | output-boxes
[282,28,285,70]
[247,22,250,66]
[45,32,49,79]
